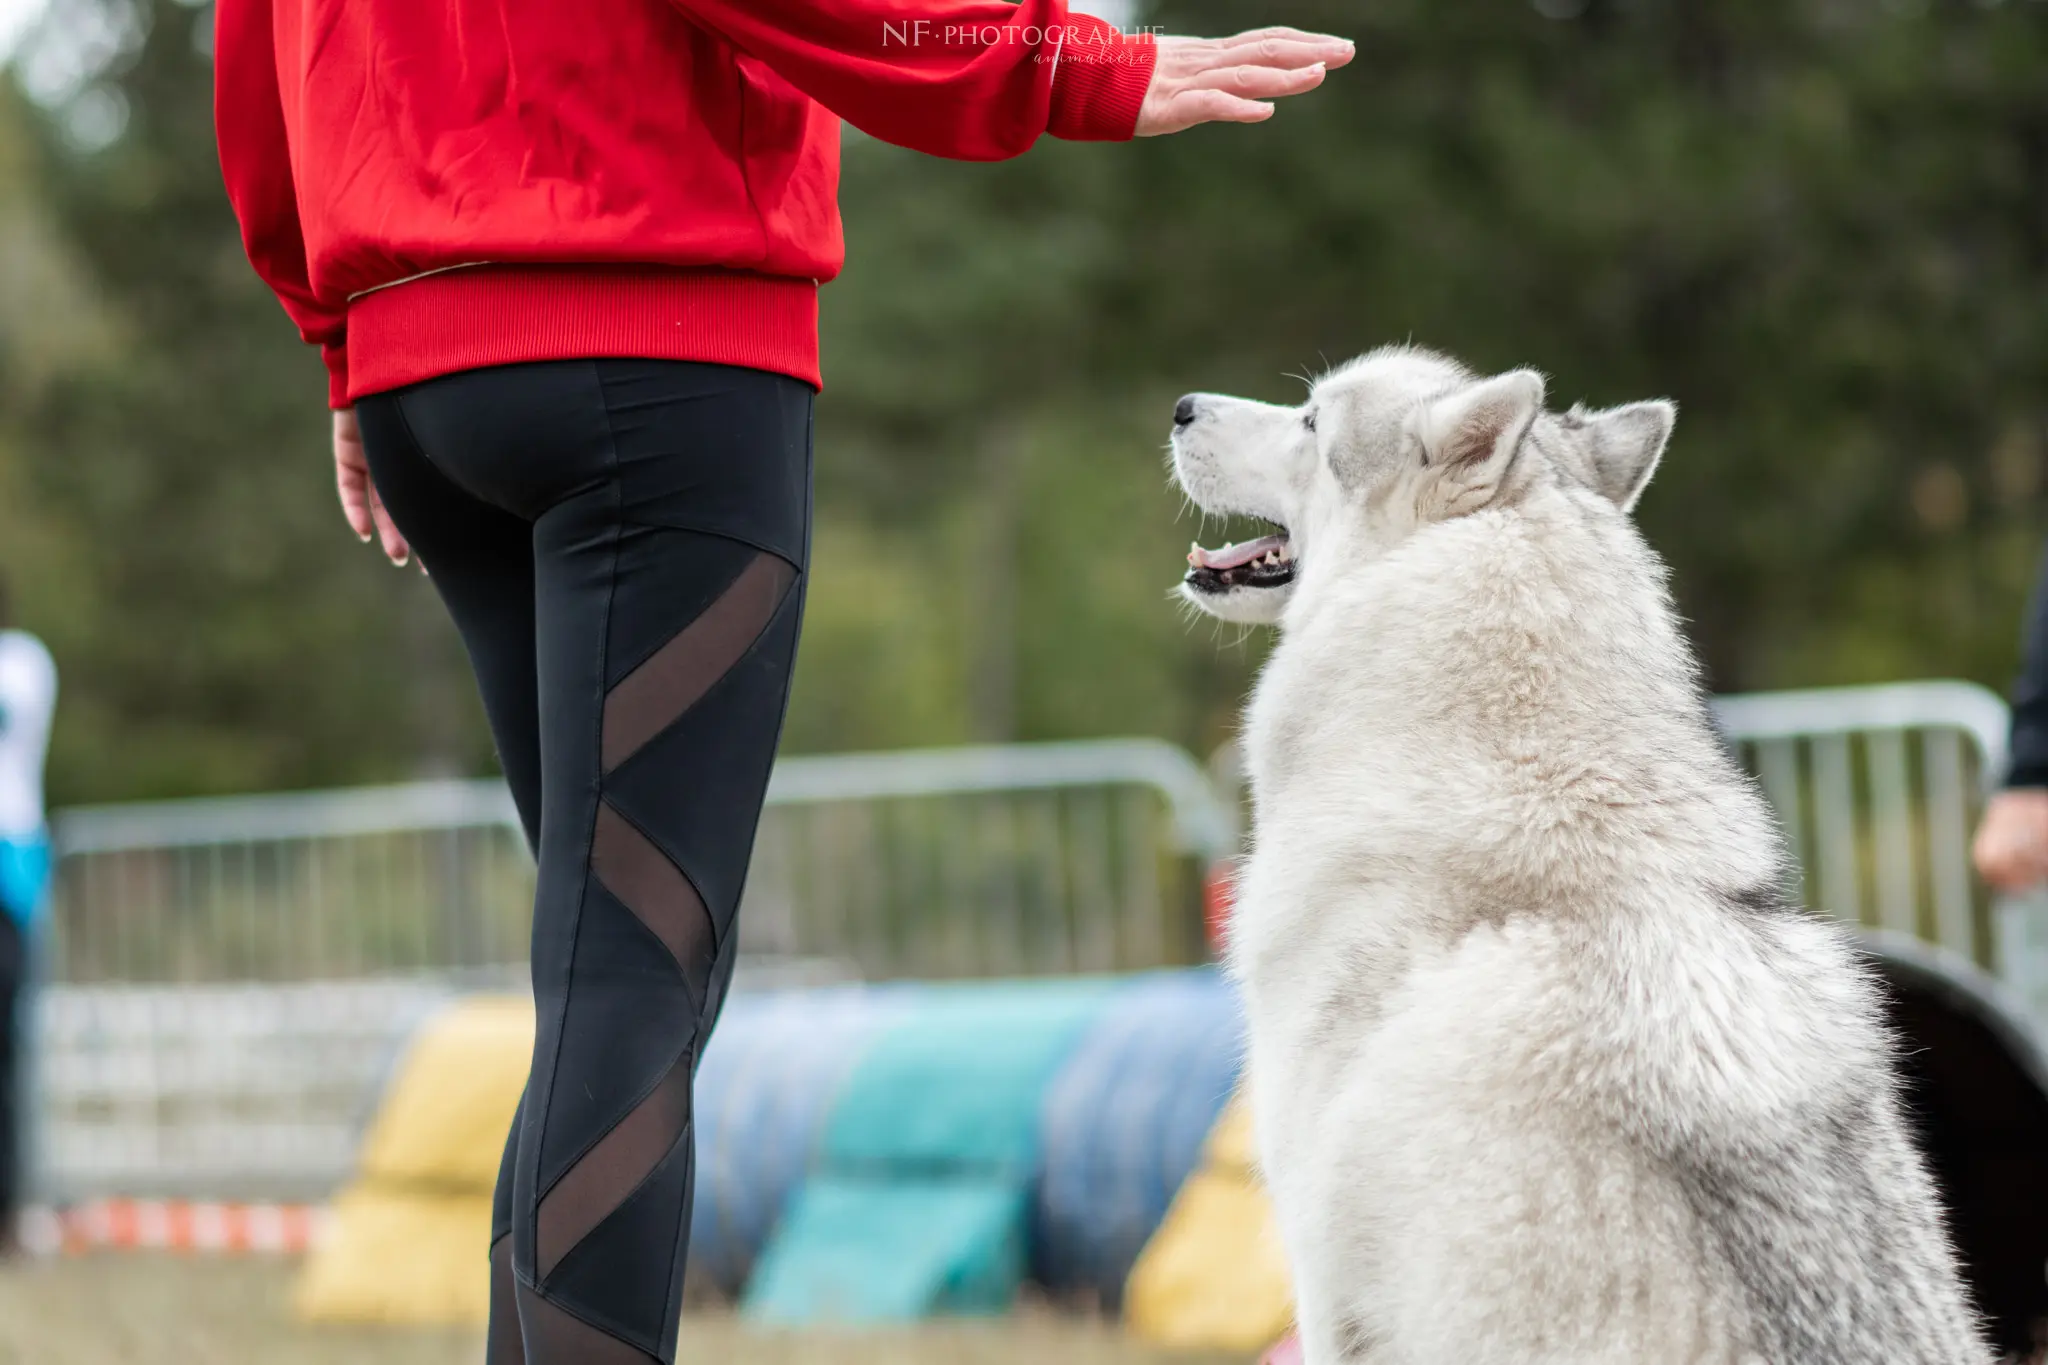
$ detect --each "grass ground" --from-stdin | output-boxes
[0,1255,1248,1365]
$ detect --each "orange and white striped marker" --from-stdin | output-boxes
[24,1200,329,1256]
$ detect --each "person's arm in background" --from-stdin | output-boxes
[1975,544,2048,890]
[668,0,1352,157]
[213,0,411,567]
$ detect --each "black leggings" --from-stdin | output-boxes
[358,359,814,1364]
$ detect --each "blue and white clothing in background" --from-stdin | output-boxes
[0,630,56,931]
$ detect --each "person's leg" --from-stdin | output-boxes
[0,912,23,1255]
[373,359,813,1362]
[357,394,545,1363]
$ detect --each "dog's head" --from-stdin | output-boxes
[1170,346,1676,624]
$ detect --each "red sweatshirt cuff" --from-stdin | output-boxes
[322,339,350,409]
[1047,14,1156,142]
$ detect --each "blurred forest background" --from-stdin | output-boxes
[0,0,2044,805]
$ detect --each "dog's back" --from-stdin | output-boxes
[1172,348,1992,1363]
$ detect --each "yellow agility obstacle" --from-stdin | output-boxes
[295,997,532,1326]
[1124,1093,1293,1352]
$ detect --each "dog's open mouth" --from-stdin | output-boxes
[1185,531,1295,594]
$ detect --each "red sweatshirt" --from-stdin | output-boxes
[215,0,1158,406]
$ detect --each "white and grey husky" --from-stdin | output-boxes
[1171,347,1991,1365]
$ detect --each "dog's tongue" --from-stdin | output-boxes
[1188,535,1287,571]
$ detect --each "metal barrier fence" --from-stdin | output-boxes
[36,740,1237,1199]
[39,978,453,1201]
[33,690,2048,1202]
[49,782,534,987]
[1710,680,2010,968]
[47,738,1237,988]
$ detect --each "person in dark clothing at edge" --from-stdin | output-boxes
[1977,552,2048,892]
[214,2,1352,1359]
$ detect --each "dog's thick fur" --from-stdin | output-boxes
[1171,347,1991,1365]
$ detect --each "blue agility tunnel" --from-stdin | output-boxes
[686,985,917,1296]
[1032,970,1243,1307]
[743,977,1120,1323]
[682,969,1246,1318]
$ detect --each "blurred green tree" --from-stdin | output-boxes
[4,0,482,801]
[3,0,2045,802]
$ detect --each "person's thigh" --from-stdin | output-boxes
[356,398,544,850]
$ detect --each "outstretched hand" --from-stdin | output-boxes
[333,407,412,568]
[1136,27,1354,137]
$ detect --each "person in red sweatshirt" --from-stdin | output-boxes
[216,4,1348,1359]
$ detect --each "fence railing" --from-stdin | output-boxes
[47,738,1238,990]
[742,740,1233,979]
[49,782,534,988]
[38,738,1235,1200]
[1710,681,2009,969]
[37,978,453,1202]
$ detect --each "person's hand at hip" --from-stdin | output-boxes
[333,407,412,568]
[1137,27,1355,137]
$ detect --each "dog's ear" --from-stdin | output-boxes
[1420,369,1546,507]
[1578,400,1675,512]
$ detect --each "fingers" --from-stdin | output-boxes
[1207,26,1349,50]
[338,457,412,567]
[1188,61,1327,100]
[368,482,411,568]
[334,415,411,566]
[1206,34,1355,71]
[1143,28,1348,136]
[335,451,378,544]
[1138,56,1327,136]
[1151,89,1276,136]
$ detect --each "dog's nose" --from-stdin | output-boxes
[1174,395,1200,428]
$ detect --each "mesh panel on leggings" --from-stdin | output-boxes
[517,1281,660,1365]
[590,803,715,1010]
[487,1237,526,1365]
[527,547,798,1357]
[535,1048,692,1278]
[602,553,796,772]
